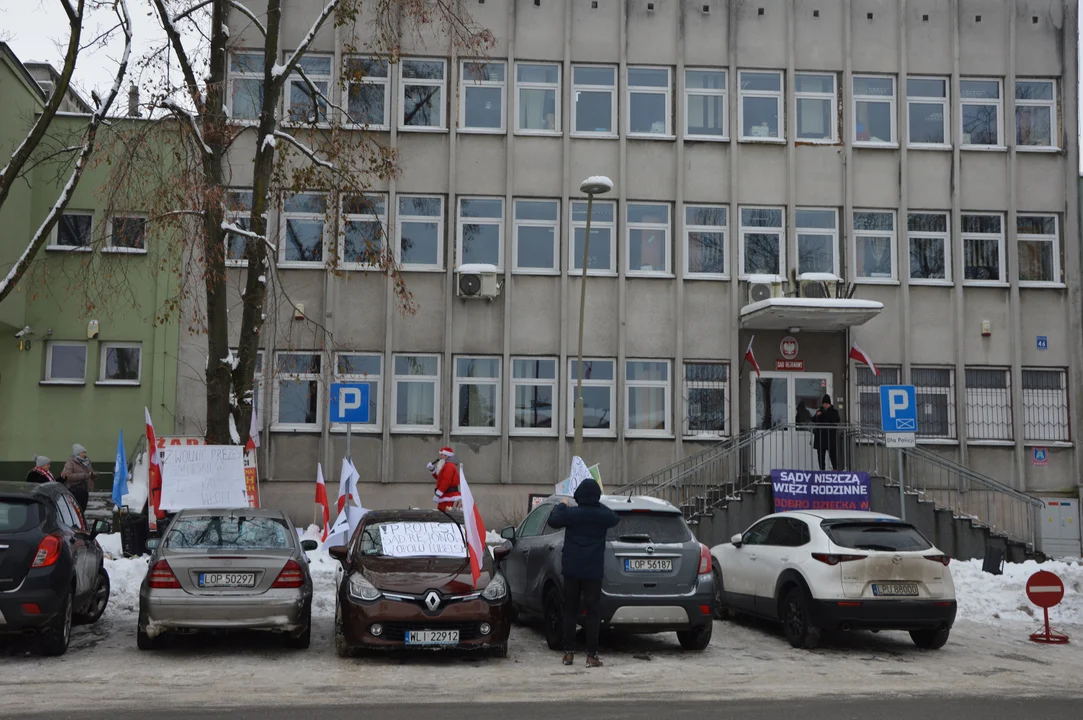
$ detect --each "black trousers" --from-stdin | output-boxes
[562,577,602,654]
[817,445,839,471]
[69,484,89,514]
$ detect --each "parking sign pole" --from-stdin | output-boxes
[346,422,352,462]
[897,448,905,521]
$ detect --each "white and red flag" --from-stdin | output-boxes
[144,408,164,530]
[744,336,761,378]
[458,464,487,588]
[247,405,261,449]
[849,342,879,376]
[314,463,330,542]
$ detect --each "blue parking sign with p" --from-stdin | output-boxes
[879,385,918,433]
[330,383,370,423]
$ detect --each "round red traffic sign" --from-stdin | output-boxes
[1026,570,1065,609]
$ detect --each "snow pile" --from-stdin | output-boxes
[305,548,341,618]
[953,558,1083,625]
[104,556,150,618]
[486,530,505,546]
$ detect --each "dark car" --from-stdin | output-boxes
[330,509,512,657]
[498,494,714,651]
[0,481,112,655]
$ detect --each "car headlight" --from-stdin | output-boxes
[481,572,507,601]
[347,573,382,602]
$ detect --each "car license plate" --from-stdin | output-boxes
[872,583,919,597]
[405,629,459,646]
[624,558,673,573]
[198,572,256,588]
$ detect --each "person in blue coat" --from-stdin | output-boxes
[546,478,620,668]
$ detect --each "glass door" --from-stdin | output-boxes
[750,372,833,474]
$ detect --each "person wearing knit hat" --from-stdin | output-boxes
[428,446,462,511]
[27,456,56,484]
[62,443,98,513]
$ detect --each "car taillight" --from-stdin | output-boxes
[30,534,63,568]
[812,553,866,566]
[149,560,181,589]
[925,554,951,566]
[272,560,305,589]
[698,543,711,574]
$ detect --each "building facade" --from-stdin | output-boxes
[186,0,1082,522]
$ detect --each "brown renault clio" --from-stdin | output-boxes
[330,509,512,657]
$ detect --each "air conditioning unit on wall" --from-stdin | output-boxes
[746,274,785,304]
[456,264,501,299]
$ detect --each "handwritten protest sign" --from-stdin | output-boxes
[555,456,599,496]
[771,469,870,513]
[378,522,467,558]
[159,445,249,511]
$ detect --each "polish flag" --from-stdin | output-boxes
[336,457,359,515]
[458,464,487,588]
[314,463,330,542]
[247,406,261,449]
[145,408,164,528]
[849,342,879,376]
[744,337,761,378]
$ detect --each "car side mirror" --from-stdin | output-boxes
[500,526,516,542]
[91,519,112,537]
[301,539,319,552]
[731,534,744,548]
[328,545,349,567]
[146,538,160,551]
[493,545,511,564]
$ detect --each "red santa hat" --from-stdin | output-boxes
[439,447,455,457]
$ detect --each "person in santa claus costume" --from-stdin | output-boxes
[426,447,463,511]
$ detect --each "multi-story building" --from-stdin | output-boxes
[185,0,1081,526]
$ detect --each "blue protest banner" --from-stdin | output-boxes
[771,469,871,513]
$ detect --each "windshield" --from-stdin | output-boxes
[606,512,692,544]
[358,520,467,558]
[0,500,42,533]
[822,521,933,552]
[164,515,292,550]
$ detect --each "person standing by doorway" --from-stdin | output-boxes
[62,444,97,514]
[812,395,841,471]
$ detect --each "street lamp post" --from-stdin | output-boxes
[574,176,613,461]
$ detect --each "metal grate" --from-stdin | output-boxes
[683,362,729,437]
[965,367,1012,441]
[912,367,957,439]
[1022,368,1069,442]
[855,366,901,428]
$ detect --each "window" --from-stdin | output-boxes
[961,213,1005,284]
[107,215,147,252]
[683,362,729,437]
[392,354,440,432]
[454,357,501,434]
[795,208,838,278]
[965,368,1012,441]
[280,192,327,265]
[907,77,949,147]
[627,66,671,137]
[566,359,615,436]
[273,353,321,429]
[99,343,141,385]
[626,361,670,436]
[684,205,727,278]
[1022,369,1069,442]
[54,211,92,249]
[913,367,957,440]
[738,71,783,141]
[513,199,559,273]
[515,63,560,134]
[1017,214,1060,285]
[908,212,951,284]
[685,68,726,139]
[341,194,387,269]
[333,354,381,431]
[225,189,253,266]
[742,518,776,546]
[739,206,784,278]
[795,73,836,142]
[400,59,446,130]
[285,54,331,124]
[627,203,671,275]
[457,197,504,268]
[345,56,390,129]
[1016,79,1056,149]
[44,342,87,384]
[571,65,617,136]
[233,348,265,420]
[460,60,506,132]
[511,357,557,435]
[517,505,554,538]
[853,210,896,281]
[855,366,901,428]
[229,52,264,121]
[570,200,616,274]
[853,75,896,145]
[766,517,811,547]
[396,195,444,270]
[960,79,1003,147]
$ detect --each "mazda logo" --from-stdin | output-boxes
[424,591,441,612]
[892,555,903,565]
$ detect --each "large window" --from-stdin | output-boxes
[513,199,559,273]
[795,73,836,142]
[853,75,896,146]
[400,59,446,130]
[960,79,1003,148]
[280,192,327,265]
[965,368,1012,441]
[345,56,390,129]
[107,215,147,252]
[855,366,902,429]
[460,60,506,133]
[907,77,950,147]
[570,200,616,274]
[228,51,264,121]
[685,68,726,139]
[511,357,557,435]
[627,67,671,137]
[567,359,615,436]
[1017,214,1060,285]
[44,342,87,384]
[626,203,671,275]
[273,352,321,429]
[626,361,670,436]
[396,195,444,270]
[683,362,729,437]
[392,354,440,432]
[908,212,951,284]
[1023,369,1069,442]
[341,194,386,269]
[457,197,503,268]
[515,63,560,134]
[1016,79,1057,149]
[913,367,956,440]
[684,205,727,278]
[454,357,501,434]
[53,211,93,249]
[739,206,784,278]
[572,65,617,136]
[795,208,838,278]
[853,210,896,282]
[225,189,253,266]
[333,354,381,431]
[961,213,1005,284]
[285,54,331,124]
[738,71,783,141]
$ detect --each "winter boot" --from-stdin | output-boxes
[561,651,574,666]
[586,654,604,668]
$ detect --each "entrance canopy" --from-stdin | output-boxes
[740,297,883,332]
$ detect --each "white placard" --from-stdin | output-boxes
[377,522,467,558]
[159,445,248,511]
[885,433,916,448]
[555,455,594,495]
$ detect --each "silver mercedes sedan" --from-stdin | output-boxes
[136,508,317,650]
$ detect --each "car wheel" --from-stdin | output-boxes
[910,627,950,650]
[677,621,713,651]
[39,587,73,657]
[712,562,730,621]
[490,643,509,659]
[285,612,312,650]
[76,569,110,625]
[781,587,821,650]
[543,587,564,652]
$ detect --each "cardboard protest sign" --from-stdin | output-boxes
[377,521,467,558]
[159,445,249,511]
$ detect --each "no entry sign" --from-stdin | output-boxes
[1026,570,1065,608]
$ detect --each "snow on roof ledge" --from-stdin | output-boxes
[456,263,499,274]
[798,272,841,282]
[743,297,884,311]
[740,296,884,331]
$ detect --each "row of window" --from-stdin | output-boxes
[43,342,143,385]
[228,52,1061,151]
[49,212,148,253]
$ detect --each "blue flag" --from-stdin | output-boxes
[112,429,129,509]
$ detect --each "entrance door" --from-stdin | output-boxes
[750,372,833,475]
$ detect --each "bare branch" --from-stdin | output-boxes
[59,0,77,24]
[273,0,342,86]
[163,101,213,157]
[149,0,206,112]
[173,0,214,25]
[227,0,267,36]
[272,131,334,170]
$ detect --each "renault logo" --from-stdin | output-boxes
[423,591,441,612]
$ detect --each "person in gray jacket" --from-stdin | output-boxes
[61,444,97,513]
